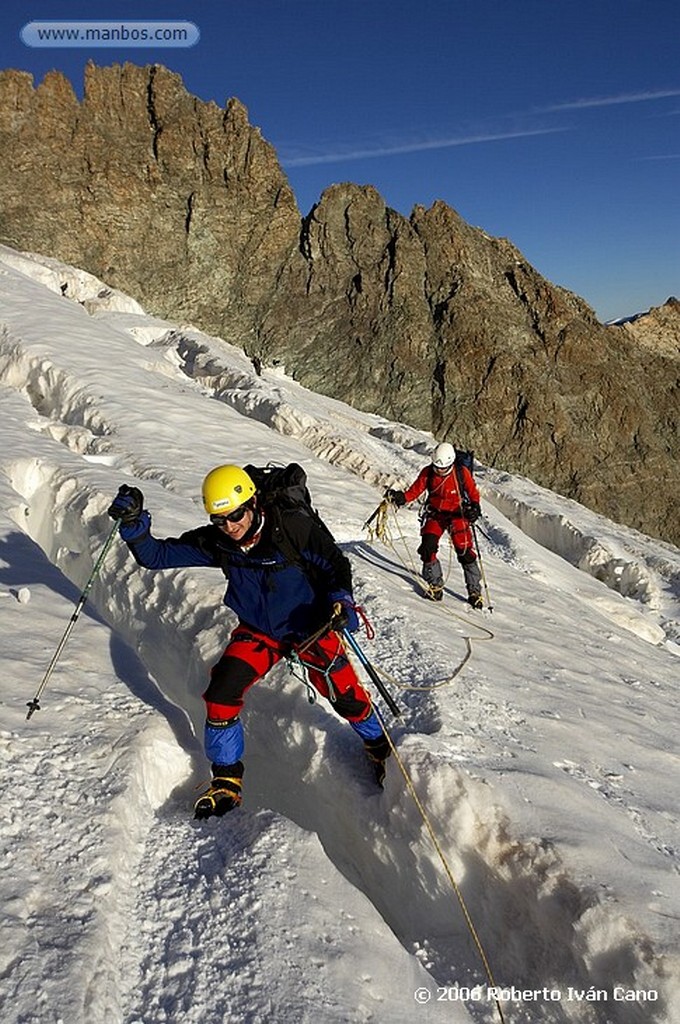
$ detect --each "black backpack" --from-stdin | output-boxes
[454,449,475,510]
[243,462,336,565]
[453,449,474,475]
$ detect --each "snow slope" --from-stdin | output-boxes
[1,245,679,1024]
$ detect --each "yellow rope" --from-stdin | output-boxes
[362,501,493,692]
[376,640,474,692]
[371,698,507,1024]
[359,504,506,1020]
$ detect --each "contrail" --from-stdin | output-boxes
[281,126,568,167]
[538,88,680,112]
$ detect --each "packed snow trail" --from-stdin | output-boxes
[1,248,679,1023]
[0,520,456,1024]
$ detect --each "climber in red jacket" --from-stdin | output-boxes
[386,443,484,607]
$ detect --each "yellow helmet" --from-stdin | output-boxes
[202,465,256,515]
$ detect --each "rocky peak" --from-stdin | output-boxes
[0,61,300,339]
[0,63,678,544]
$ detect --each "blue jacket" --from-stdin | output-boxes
[120,508,353,644]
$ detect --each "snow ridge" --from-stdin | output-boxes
[125,315,680,646]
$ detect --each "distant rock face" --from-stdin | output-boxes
[1,62,678,545]
[620,298,680,358]
[0,63,300,344]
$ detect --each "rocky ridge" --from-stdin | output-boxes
[619,297,680,359]
[0,62,678,544]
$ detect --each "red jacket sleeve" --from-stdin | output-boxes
[403,467,431,504]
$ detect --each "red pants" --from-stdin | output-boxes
[204,625,372,724]
[419,512,475,562]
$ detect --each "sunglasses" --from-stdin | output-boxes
[210,503,251,526]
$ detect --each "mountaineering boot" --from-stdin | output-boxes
[467,593,484,610]
[425,586,443,602]
[364,735,391,788]
[194,761,244,819]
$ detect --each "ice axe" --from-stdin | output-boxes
[341,627,402,718]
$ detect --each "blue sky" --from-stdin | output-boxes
[2,0,678,321]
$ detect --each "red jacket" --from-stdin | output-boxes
[404,464,479,515]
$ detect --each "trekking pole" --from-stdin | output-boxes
[472,523,493,613]
[26,521,119,720]
[341,628,402,718]
[474,522,492,544]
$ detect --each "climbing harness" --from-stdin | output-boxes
[289,613,401,716]
[287,626,347,704]
[287,648,323,705]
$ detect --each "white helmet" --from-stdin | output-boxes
[432,442,456,470]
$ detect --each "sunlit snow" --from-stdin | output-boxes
[1,245,679,1024]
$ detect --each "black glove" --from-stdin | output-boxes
[108,485,144,524]
[464,501,481,523]
[385,489,406,508]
